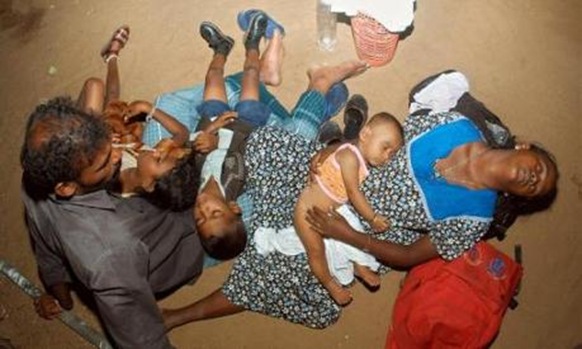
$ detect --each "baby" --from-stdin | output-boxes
[294,112,403,305]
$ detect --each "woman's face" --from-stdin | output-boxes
[493,149,557,197]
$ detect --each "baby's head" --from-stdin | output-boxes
[193,191,247,260]
[358,112,404,167]
[138,139,199,211]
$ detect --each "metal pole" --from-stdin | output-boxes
[0,259,113,349]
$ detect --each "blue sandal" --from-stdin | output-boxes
[324,82,349,119]
[237,9,285,39]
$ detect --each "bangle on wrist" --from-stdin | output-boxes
[145,107,156,122]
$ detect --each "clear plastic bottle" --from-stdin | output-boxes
[316,0,337,51]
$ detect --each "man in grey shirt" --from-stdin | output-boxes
[21,97,204,349]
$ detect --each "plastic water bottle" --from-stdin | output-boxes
[316,0,337,51]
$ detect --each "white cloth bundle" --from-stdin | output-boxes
[253,205,380,285]
[328,0,416,33]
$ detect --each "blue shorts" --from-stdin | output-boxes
[196,99,272,128]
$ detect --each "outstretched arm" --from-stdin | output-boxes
[127,100,189,146]
[24,207,74,317]
[337,149,390,232]
[163,288,244,331]
[306,207,438,268]
[337,149,375,222]
[91,243,172,349]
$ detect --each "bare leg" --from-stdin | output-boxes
[76,77,105,114]
[259,30,284,87]
[307,60,368,94]
[353,263,381,289]
[162,289,244,331]
[203,53,228,103]
[240,48,261,101]
[294,192,352,306]
[104,56,121,106]
[100,25,129,106]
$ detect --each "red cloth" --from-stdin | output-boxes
[386,242,522,349]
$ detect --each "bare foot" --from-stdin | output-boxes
[354,263,381,289]
[325,278,353,306]
[101,25,130,62]
[307,60,368,93]
[260,30,284,86]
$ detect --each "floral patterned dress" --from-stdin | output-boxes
[223,111,495,328]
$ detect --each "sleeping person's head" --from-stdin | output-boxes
[137,139,199,211]
[193,180,247,260]
[358,112,404,167]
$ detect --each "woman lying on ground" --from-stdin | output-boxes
[161,73,558,329]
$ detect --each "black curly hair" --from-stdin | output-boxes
[485,142,559,241]
[20,97,110,198]
[368,111,403,136]
[200,216,247,260]
[142,151,201,211]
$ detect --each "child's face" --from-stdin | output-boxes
[360,122,403,167]
[136,139,188,191]
[193,192,239,241]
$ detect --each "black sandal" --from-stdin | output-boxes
[343,94,369,140]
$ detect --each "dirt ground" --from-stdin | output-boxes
[0,0,580,348]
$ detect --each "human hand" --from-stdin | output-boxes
[305,206,354,241]
[206,111,237,133]
[50,282,73,310]
[193,132,218,153]
[125,100,153,123]
[370,214,390,233]
[34,294,63,320]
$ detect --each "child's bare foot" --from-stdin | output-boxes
[260,30,284,86]
[354,263,381,289]
[101,25,130,63]
[325,278,353,306]
[307,60,368,93]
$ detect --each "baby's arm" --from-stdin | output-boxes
[337,149,390,232]
[127,100,189,146]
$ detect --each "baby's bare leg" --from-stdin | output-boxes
[353,263,380,289]
[294,191,352,306]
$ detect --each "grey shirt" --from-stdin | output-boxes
[22,188,204,349]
